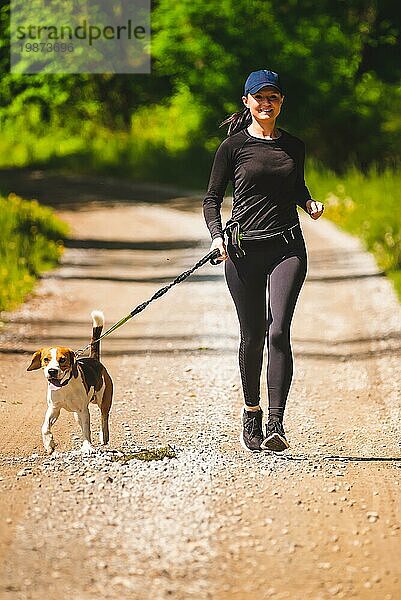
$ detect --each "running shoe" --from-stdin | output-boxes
[260,418,289,452]
[239,408,264,452]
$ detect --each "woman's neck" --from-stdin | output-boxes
[247,119,279,139]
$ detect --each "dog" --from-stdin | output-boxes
[27,310,113,455]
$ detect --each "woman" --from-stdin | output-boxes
[203,69,324,453]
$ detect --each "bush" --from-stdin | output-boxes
[306,163,401,297]
[0,193,68,311]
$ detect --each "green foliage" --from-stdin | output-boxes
[0,193,68,311]
[131,83,206,153]
[0,0,400,173]
[150,0,401,169]
[306,162,401,298]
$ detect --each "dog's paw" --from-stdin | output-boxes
[44,440,55,455]
[98,431,109,446]
[81,441,96,455]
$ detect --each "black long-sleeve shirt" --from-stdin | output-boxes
[203,128,312,240]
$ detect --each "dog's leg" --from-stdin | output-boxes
[99,409,110,446]
[75,407,95,454]
[42,406,60,455]
[99,374,113,446]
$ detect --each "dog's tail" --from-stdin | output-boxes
[90,310,104,361]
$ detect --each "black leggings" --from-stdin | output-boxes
[224,229,307,418]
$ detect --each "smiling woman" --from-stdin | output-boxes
[203,69,324,454]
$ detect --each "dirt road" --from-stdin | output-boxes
[0,181,400,599]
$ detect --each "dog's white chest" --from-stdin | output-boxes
[47,377,90,412]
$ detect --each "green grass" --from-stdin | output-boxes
[0,113,211,187]
[306,163,401,300]
[0,193,69,312]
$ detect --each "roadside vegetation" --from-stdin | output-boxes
[306,164,401,299]
[0,194,68,312]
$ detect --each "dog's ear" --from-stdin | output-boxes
[27,350,43,371]
[69,351,79,378]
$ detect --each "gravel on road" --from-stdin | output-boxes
[0,198,400,600]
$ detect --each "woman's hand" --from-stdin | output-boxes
[306,199,324,220]
[210,236,227,262]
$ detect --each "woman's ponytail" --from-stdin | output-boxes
[220,106,252,136]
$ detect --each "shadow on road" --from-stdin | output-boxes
[0,168,202,210]
[2,345,401,360]
[307,272,385,282]
[41,273,223,283]
[294,332,401,344]
[64,239,204,251]
[274,454,401,463]
[9,333,237,343]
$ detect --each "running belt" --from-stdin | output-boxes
[241,222,300,243]
[224,221,301,258]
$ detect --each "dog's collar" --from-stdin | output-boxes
[60,371,74,387]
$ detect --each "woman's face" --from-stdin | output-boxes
[242,86,284,122]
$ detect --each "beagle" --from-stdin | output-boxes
[27,311,113,455]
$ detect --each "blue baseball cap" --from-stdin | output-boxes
[244,70,282,95]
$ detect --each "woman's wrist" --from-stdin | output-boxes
[210,235,227,260]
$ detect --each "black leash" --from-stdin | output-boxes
[75,248,222,357]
